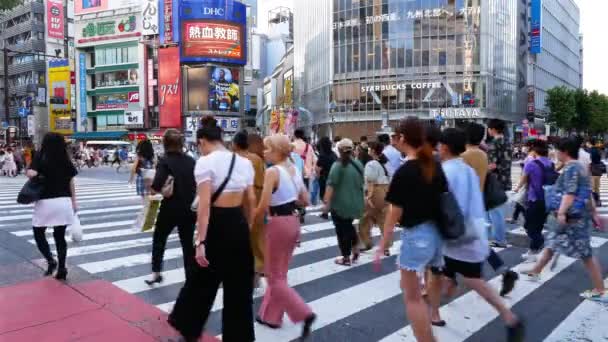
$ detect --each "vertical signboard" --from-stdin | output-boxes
[47,0,65,40]
[147,59,155,107]
[48,59,73,134]
[529,0,542,54]
[142,0,159,35]
[158,47,182,128]
[79,53,88,131]
[159,0,175,44]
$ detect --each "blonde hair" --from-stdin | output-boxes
[264,134,291,159]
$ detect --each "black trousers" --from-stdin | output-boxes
[151,208,196,276]
[331,211,358,258]
[318,177,328,201]
[487,248,504,271]
[512,203,525,221]
[169,207,254,342]
[524,200,547,252]
[33,226,67,269]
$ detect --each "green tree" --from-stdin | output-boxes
[588,91,608,135]
[572,89,591,132]
[546,86,576,131]
[0,0,22,11]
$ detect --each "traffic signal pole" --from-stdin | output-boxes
[3,47,10,142]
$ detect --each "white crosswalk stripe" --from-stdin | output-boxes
[1,171,608,342]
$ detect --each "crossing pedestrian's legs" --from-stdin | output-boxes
[52,226,67,270]
[523,201,547,252]
[32,227,53,263]
[332,212,357,259]
[151,210,175,273]
[488,204,507,245]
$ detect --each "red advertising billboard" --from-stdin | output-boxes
[182,21,244,62]
[158,47,182,128]
[47,0,64,40]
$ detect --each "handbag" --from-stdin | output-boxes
[484,172,508,210]
[437,191,466,240]
[17,176,45,204]
[191,153,237,212]
[161,175,174,198]
[590,163,606,177]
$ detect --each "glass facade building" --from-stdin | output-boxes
[296,0,526,137]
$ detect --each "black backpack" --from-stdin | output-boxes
[533,160,559,186]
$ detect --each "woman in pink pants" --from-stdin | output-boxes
[254,134,317,340]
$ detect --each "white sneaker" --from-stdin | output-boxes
[521,250,538,263]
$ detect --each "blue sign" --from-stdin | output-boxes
[529,0,542,54]
[2,121,8,129]
[178,0,247,65]
[18,107,29,118]
[78,53,88,132]
[159,0,181,45]
[49,59,69,68]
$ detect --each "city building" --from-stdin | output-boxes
[527,0,582,135]
[0,0,74,145]
[159,0,248,143]
[73,0,156,140]
[296,0,529,138]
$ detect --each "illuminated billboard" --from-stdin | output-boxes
[48,59,73,135]
[178,0,247,65]
[186,66,240,113]
[158,47,182,128]
[75,0,140,15]
[182,21,244,63]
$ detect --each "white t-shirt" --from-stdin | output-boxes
[383,144,402,177]
[194,150,254,192]
[578,148,591,175]
[364,160,390,185]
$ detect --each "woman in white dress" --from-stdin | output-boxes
[3,148,17,177]
[26,133,78,280]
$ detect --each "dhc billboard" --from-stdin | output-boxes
[178,0,247,65]
[529,0,542,54]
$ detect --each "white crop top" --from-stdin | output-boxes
[270,165,305,207]
[194,150,254,192]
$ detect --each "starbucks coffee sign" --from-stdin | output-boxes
[431,108,481,119]
[361,81,441,92]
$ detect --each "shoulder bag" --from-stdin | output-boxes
[17,176,45,205]
[191,153,237,212]
[436,166,466,240]
[484,171,508,210]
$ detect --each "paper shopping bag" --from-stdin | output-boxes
[141,195,162,232]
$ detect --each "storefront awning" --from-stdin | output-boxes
[70,131,128,140]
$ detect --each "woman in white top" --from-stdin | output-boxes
[3,148,17,177]
[253,134,316,339]
[168,117,256,342]
[359,142,392,255]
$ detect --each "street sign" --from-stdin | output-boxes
[18,107,28,118]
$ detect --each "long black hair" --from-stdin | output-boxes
[39,132,71,170]
[137,139,154,161]
[317,137,333,156]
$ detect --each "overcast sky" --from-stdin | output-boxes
[577,0,608,94]
[259,0,607,95]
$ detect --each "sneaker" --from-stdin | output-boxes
[520,270,541,282]
[580,289,608,303]
[521,250,538,263]
[490,241,508,248]
[506,320,525,342]
[500,270,519,296]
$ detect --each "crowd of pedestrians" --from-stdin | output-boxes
[20,114,608,342]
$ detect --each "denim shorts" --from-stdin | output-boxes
[398,222,444,273]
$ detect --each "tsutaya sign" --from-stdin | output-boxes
[431,108,481,119]
[361,82,441,92]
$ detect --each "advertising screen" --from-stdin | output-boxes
[158,47,182,128]
[48,59,73,134]
[209,67,240,112]
[76,0,140,15]
[186,66,240,113]
[182,21,244,63]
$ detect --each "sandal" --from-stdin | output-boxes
[334,257,351,266]
[352,251,360,263]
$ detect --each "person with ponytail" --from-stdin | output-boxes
[168,116,256,342]
[322,138,365,266]
[374,117,448,342]
[358,141,392,254]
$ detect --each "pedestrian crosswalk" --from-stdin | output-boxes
[1,172,607,341]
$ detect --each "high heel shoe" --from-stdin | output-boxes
[144,275,163,286]
[44,260,57,276]
[55,268,68,281]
